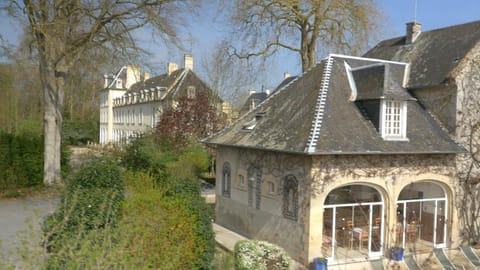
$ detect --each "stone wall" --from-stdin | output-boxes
[214,146,312,263]
[453,41,480,243]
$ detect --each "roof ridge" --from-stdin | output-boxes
[202,65,312,143]
[306,55,334,153]
[107,66,127,89]
[375,20,480,43]
[168,69,188,96]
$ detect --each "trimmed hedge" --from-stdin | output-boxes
[0,131,70,193]
[43,156,125,267]
[0,132,43,189]
[121,186,214,269]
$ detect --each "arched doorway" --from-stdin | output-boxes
[323,185,384,262]
[396,181,448,251]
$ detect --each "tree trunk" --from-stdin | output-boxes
[41,61,64,185]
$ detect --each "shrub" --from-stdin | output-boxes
[122,135,210,181]
[122,134,177,176]
[121,189,199,269]
[119,172,215,270]
[63,120,99,145]
[234,240,291,270]
[0,130,70,194]
[43,155,125,266]
[67,156,124,195]
[166,142,210,179]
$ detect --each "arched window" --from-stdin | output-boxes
[283,175,298,221]
[222,162,231,197]
[248,167,262,209]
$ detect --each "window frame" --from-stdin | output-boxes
[283,175,299,221]
[222,162,231,198]
[380,100,408,141]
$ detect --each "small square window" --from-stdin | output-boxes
[116,79,122,88]
[187,86,196,99]
[267,181,275,195]
[239,175,245,187]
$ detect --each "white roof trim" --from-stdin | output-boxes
[326,53,409,66]
[107,66,127,89]
[306,55,334,153]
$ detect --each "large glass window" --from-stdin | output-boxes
[323,185,384,262]
[397,182,447,251]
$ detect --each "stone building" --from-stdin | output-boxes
[204,21,480,266]
[99,55,224,145]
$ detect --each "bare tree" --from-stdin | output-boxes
[226,0,383,72]
[2,0,194,185]
[200,41,257,108]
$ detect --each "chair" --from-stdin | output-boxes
[351,226,369,250]
[375,217,381,226]
[406,222,418,242]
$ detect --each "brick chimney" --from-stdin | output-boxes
[284,72,291,79]
[184,54,193,70]
[167,62,178,76]
[406,22,421,44]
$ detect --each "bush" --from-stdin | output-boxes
[234,240,291,270]
[67,156,124,195]
[63,120,99,145]
[0,130,70,194]
[123,135,210,181]
[0,132,44,192]
[122,134,177,176]
[43,156,125,267]
[119,172,215,269]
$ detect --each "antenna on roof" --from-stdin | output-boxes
[413,0,418,22]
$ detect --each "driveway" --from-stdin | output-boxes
[0,196,58,268]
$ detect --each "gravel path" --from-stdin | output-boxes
[0,196,58,268]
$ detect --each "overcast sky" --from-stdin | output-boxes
[0,0,479,90]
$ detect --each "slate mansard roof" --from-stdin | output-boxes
[204,54,463,155]
[364,20,480,88]
[128,69,214,101]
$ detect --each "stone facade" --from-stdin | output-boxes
[215,144,459,265]
[215,146,312,263]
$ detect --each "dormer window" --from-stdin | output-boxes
[187,86,196,99]
[116,79,122,88]
[380,100,407,140]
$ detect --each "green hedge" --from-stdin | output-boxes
[43,156,125,267]
[63,120,98,145]
[120,174,215,270]
[0,132,43,190]
[0,131,70,193]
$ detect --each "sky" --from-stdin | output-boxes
[0,0,479,91]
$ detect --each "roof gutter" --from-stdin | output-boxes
[202,141,465,155]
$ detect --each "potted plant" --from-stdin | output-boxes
[313,257,327,270]
[390,246,404,261]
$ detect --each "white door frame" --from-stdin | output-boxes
[397,197,447,248]
[324,201,384,261]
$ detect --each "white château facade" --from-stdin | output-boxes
[99,55,219,145]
